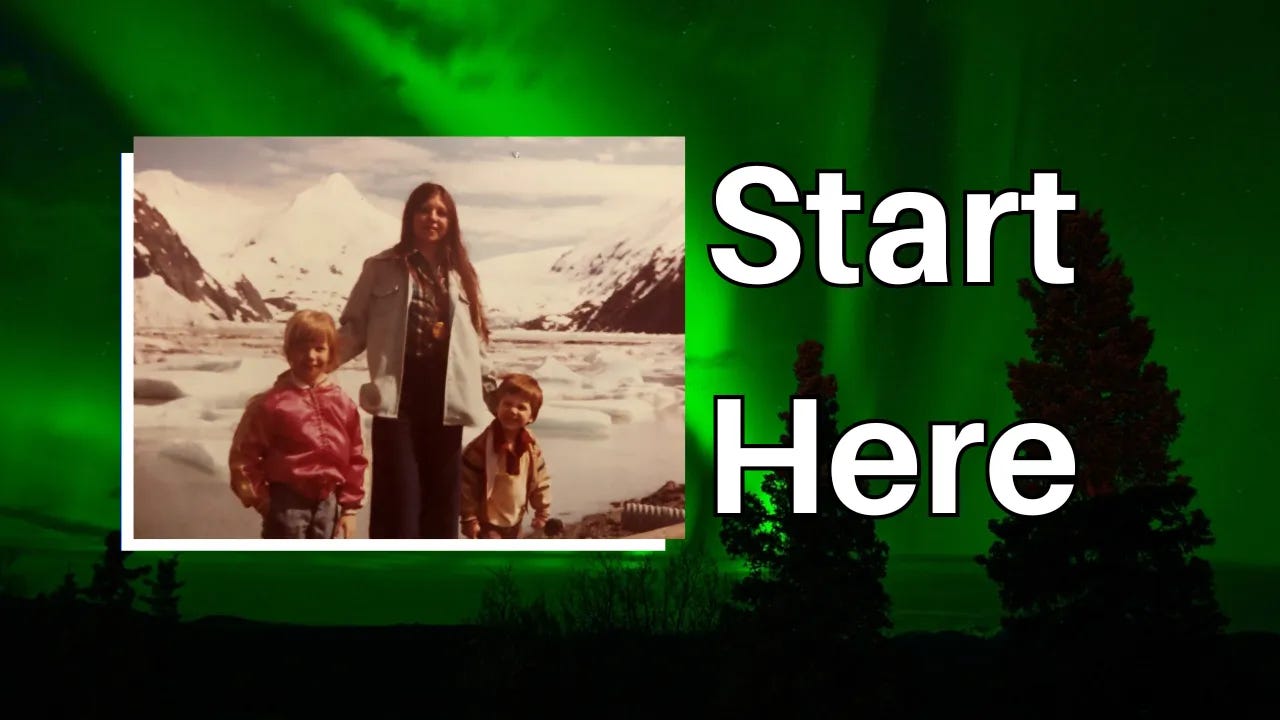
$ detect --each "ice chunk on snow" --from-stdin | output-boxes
[155,356,244,373]
[586,356,646,390]
[159,441,220,475]
[201,407,230,423]
[581,347,631,371]
[134,397,208,429]
[532,353,583,381]
[135,335,178,352]
[529,356,584,388]
[531,405,612,439]
[135,377,185,402]
[545,397,655,424]
[635,385,683,411]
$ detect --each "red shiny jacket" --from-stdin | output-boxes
[228,372,368,512]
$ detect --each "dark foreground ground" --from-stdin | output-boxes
[8,595,1278,716]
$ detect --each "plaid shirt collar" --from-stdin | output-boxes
[405,246,440,271]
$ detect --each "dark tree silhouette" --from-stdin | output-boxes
[142,555,183,621]
[50,571,81,606]
[87,530,151,612]
[719,340,892,650]
[474,544,727,637]
[978,209,1225,651]
[556,545,727,636]
[475,563,538,630]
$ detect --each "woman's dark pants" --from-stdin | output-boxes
[369,354,463,539]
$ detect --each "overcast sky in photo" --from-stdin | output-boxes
[133,136,685,259]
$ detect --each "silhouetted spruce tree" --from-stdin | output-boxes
[142,555,183,622]
[87,530,150,612]
[719,341,891,652]
[978,209,1224,651]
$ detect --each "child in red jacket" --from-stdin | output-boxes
[229,310,369,539]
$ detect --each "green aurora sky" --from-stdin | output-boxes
[0,0,1277,629]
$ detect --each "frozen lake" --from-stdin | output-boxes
[132,323,685,540]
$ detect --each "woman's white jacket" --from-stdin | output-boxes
[337,247,493,426]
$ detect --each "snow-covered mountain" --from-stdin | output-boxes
[556,198,684,333]
[476,198,685,334]
[230,173,398,316]
[133,191,273,326]
[137,172,400,319]
[475,244,578,328]
[134,170,271,283]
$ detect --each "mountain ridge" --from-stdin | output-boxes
[136,172,684,333]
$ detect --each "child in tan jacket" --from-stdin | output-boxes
[460,373,552,539]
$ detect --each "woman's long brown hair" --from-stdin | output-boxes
[397,182,490,345]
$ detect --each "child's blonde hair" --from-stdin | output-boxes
[494,373,543,422]
[283,310,340,372]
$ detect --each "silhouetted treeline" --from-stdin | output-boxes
[4,551,1275,714]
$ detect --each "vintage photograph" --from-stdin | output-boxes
[129,136,685,545]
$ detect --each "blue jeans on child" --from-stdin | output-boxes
[261,483,338,539]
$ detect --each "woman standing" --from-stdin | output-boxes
[336,182,494,539]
